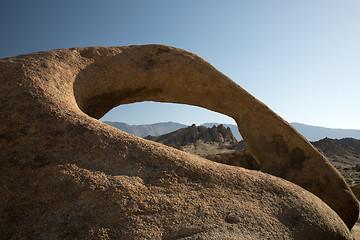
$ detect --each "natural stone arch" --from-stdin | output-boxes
[0,45,357,239]
[73,45,358,228]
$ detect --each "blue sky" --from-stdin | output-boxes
[1,1,359,129]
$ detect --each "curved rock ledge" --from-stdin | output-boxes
[0,45,357,239]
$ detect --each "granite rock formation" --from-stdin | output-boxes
[0,45,356,239]
[145,124,237,148]
[206,151,260,170]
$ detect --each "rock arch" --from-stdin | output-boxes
[73,45,358,228]
[0,45,357,238]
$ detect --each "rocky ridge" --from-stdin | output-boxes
[312,137,360,163]
[146,126,360,185]
[311,138,360,186]
[145,124,245,157]
[145,124,238,148]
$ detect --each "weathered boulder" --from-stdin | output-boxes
[0,45,355,239]
[206,150,260,170]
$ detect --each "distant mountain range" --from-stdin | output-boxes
[290,123,360,141]
[103,121,187,138]
[103,121,360,141]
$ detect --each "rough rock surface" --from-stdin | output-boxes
[206,151,260,170]
[0,45,356,239]
[351,184,360,201]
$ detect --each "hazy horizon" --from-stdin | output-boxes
[103,117,360,131]
[2,1,359,129]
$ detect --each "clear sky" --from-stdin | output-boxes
[1,1,359,129]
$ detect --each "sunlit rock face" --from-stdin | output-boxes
[0,45,356,239]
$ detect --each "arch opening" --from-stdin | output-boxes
[100,101,254,170]
[100,102,238,131]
